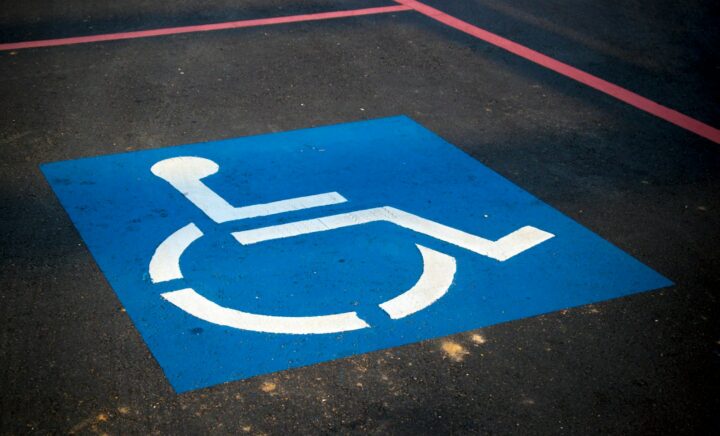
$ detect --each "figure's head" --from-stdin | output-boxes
[151,156,219,182]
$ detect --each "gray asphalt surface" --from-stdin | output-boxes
[1,0,718,434]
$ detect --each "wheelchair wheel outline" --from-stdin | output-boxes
[150,222,456,334]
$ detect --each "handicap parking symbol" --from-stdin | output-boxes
[42,116,671,392]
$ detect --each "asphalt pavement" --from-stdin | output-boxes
[1,0,718,434]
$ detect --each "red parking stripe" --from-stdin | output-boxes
[0,5,412,51]
[394,0,720,144]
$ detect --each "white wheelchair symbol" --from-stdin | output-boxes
[148,156,554,334]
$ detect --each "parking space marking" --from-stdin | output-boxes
[3,1,715,144]
[41,116,672,392]
[0,4,412,51]
[393,0,720,144]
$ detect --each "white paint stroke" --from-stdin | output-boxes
[379,244,456,319]
[149,223,203,283]
[151,156,346,223]
[233,206,554,261]
[161,288,370,334]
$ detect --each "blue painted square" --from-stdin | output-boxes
[41,116,671,392]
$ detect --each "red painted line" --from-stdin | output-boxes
[394,0,720,144]
[0,5,412,51]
